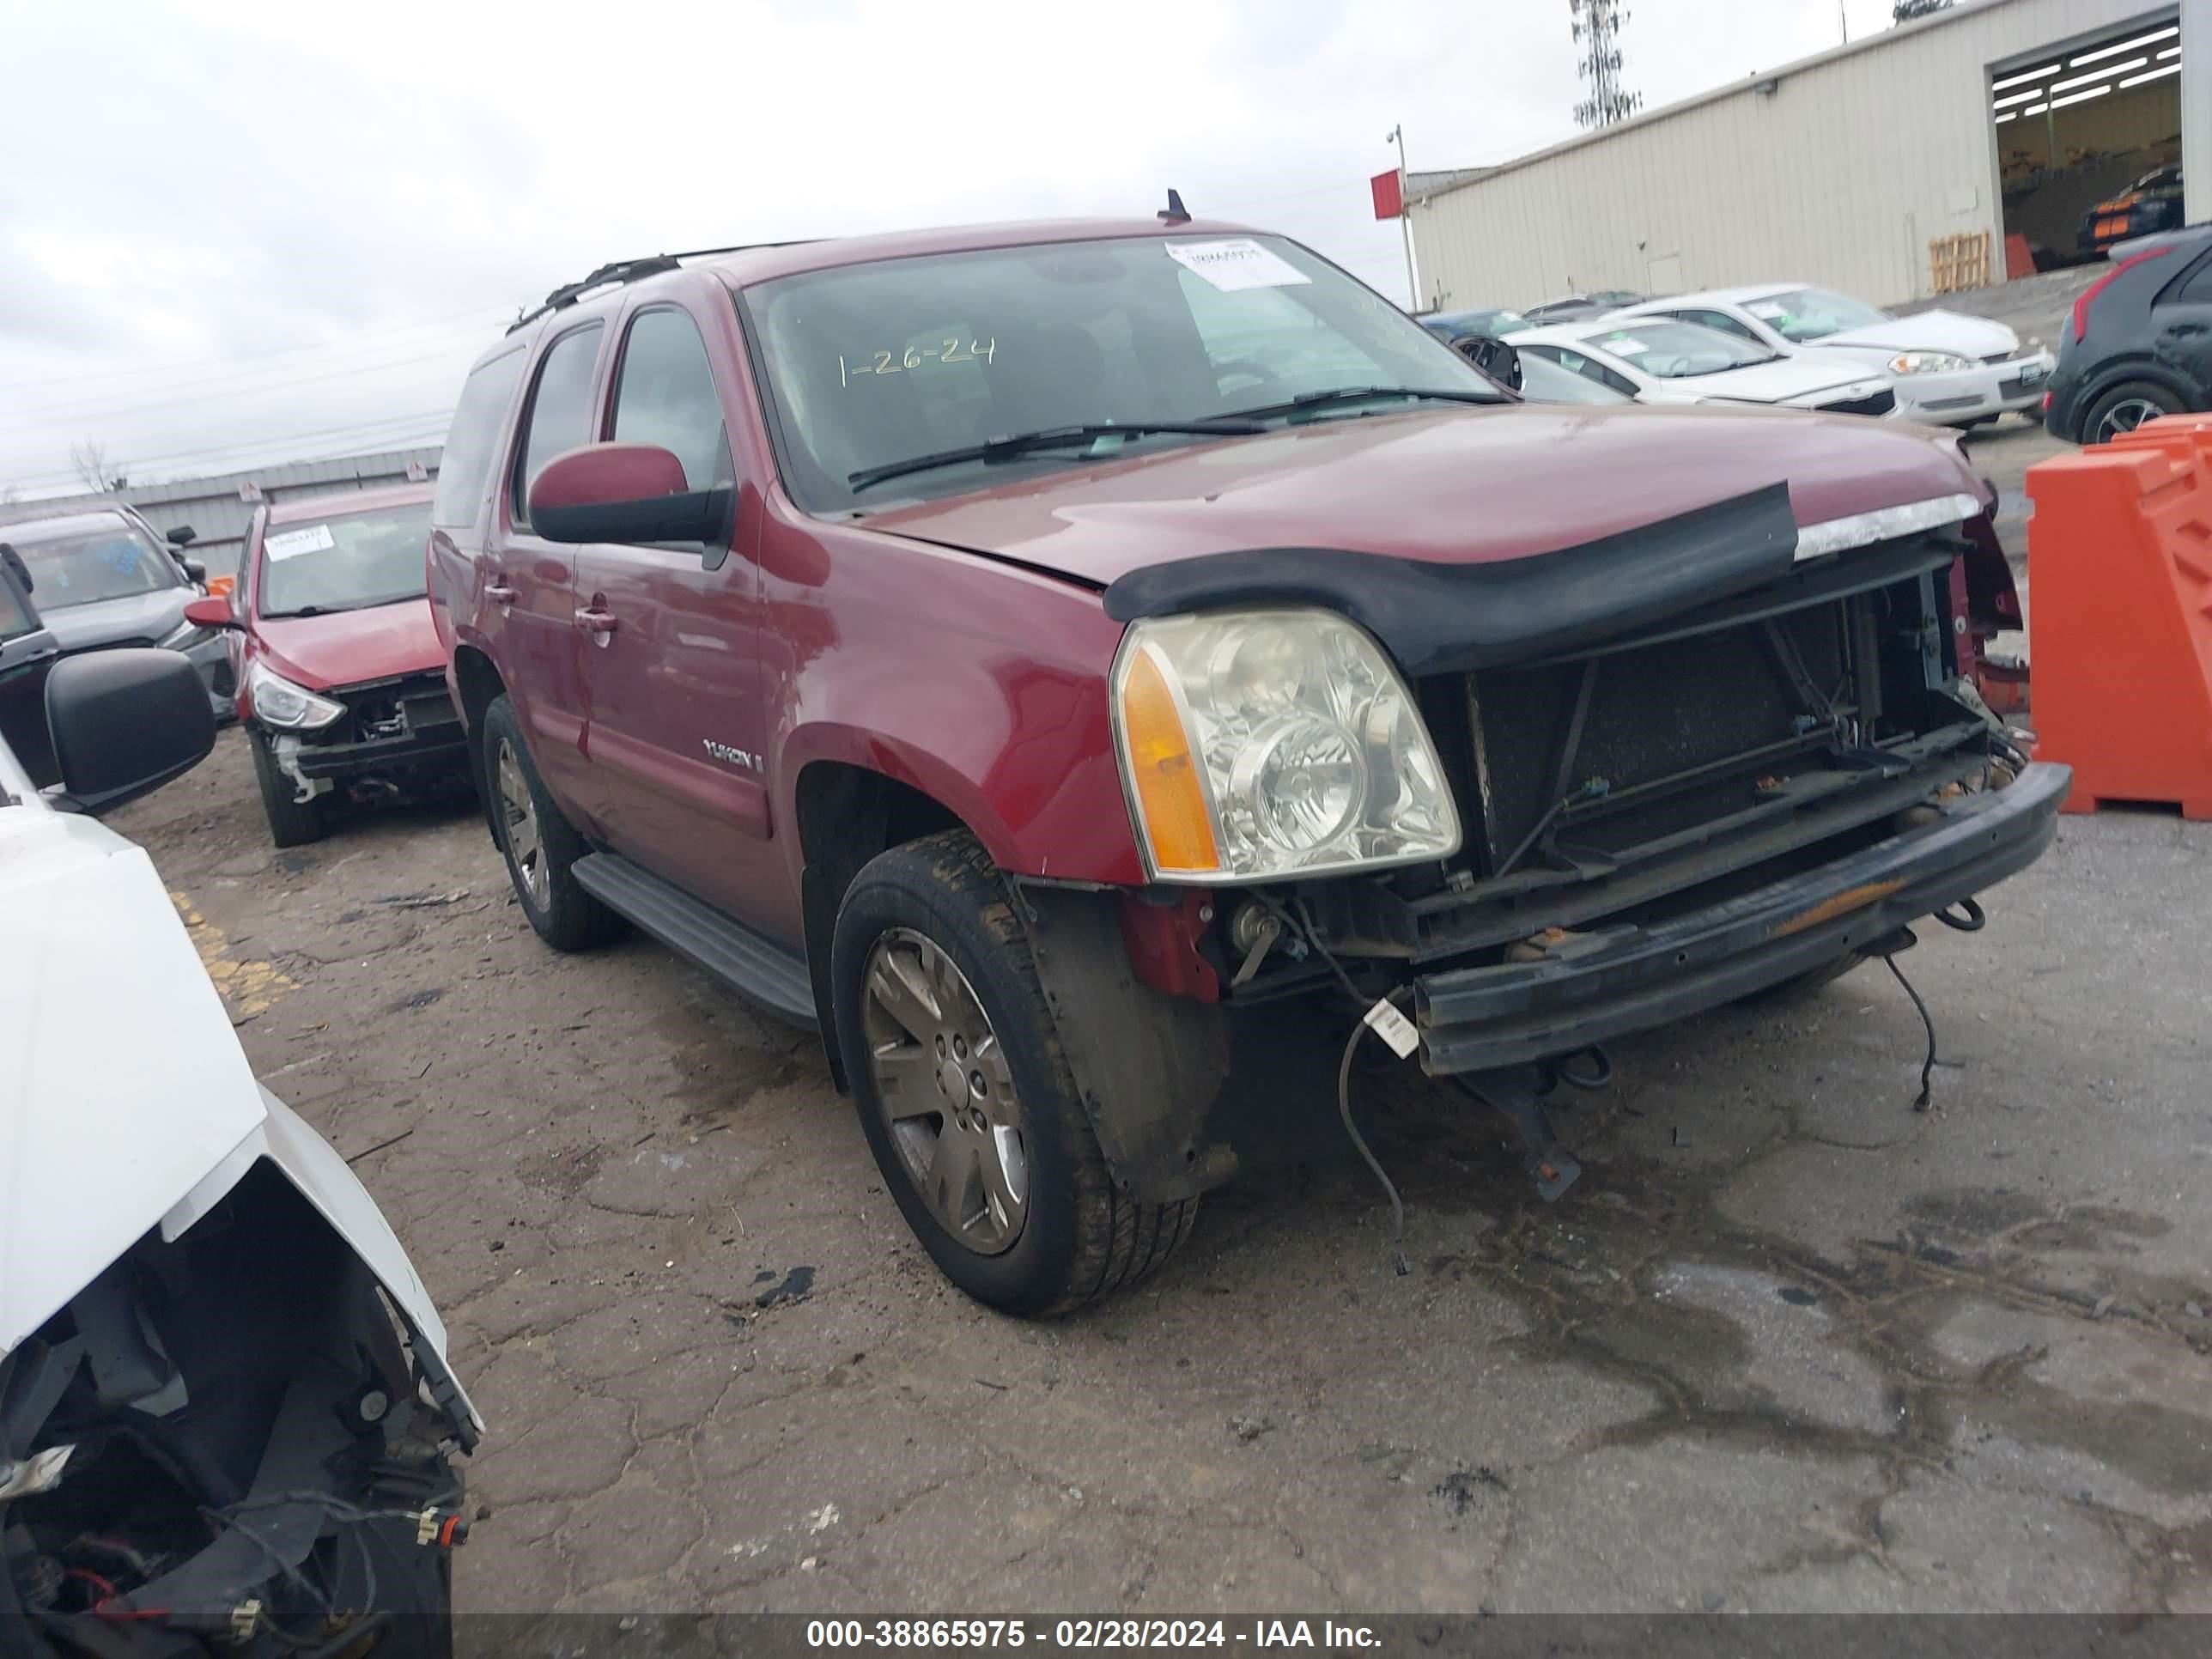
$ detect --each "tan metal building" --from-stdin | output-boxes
[1405,0,2204,312]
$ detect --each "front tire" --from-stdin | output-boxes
[249,726,328,848]
[831,830,1195,1316]
[480,693,624,951]
[2081,379,2183,445]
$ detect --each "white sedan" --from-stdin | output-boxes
[1604,286,2054,426]
[1510,319,1900,415]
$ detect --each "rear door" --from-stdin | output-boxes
[2154,245,2212,400]
[492,323,610,823]
[0,556,59,786]
[569,298,777,929]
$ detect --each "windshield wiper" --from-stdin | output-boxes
[264,593,419,620]
[1221,386,1500,421]
[848,422,1261,493]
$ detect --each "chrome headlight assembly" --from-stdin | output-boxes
[246,659,345,731]
[1110,608,1461,882]
[1888,350,1973,374]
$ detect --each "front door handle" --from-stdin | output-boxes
[574,605,619,642]
[485,579,517,605]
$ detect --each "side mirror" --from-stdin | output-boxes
[184,595,238,629]
[181,557,209,586]
[0,543,29,594]
[46,649,216,815]
[167,525,198,548]
[527,444,731,547]
[1450,334,1524,394]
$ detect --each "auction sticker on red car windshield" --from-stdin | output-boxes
[264,525,336,559]
[1167,239,1310,292]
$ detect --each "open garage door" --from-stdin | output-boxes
[1991,9,2184,269]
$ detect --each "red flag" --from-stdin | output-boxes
[1370,168,1403,220]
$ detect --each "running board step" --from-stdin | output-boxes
[572,852,817,1029]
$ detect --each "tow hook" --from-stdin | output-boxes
[1451,1048,1613,1203]
[270,733,335,806]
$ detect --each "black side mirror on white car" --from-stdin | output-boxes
[1450,333,1524,393]
[45,649,216,815]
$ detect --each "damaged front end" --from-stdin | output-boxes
[261,671,473,809]
[1295,504,2057,1072]
[1093,483,2062,1206]
[3,1150,473,1659]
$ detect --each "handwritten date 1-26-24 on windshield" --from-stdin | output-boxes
[841,337,997,385]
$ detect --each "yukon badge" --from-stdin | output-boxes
[703,739,763,773]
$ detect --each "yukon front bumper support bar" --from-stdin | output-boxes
[1416,762,2069,1074]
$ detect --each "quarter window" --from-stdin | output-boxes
[513,325,605,526]
[432,349,525,527]
[611,309,730,490]
[2167,253,2212,306]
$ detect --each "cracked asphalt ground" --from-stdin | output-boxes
[111,678,2212,1615]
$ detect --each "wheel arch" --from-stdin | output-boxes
[2081,356,2197,417]
[793,757,977,1088]
[450,644,507,843]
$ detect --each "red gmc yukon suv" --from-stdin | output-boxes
[428,217,2063,1314]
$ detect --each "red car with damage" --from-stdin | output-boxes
[428,217,2062,1315]
[187,483,472,846]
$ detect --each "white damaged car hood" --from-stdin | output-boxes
[1805,308,2021,359]
[0,781,477,1427]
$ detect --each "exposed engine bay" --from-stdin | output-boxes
[2,1165,469,1659]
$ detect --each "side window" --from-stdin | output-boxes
[1685,308,1761,344]
[1597,362,1640,396]
[0,568,35,643]
[1535,346,1628,394]
[431,349,526,527]
[611,309,731,490]
[513,324,605,526]
[2166,253,2212,306]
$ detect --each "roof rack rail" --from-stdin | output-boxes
[506,240,820,334]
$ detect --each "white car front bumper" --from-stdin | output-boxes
[1892,349,2056,423]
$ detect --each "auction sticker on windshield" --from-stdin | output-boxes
[1746,301,1789,320]
[1599,335,1650,356]
[264,526,336,560]
[1166,239,1311,293]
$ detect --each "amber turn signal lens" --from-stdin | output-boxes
[1119,644,1219,875]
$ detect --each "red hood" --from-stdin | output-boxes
[252,598,445,690]
[860,403,1982,584]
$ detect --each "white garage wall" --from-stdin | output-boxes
[2186,0,2211,222]
[1408,0,2183,312]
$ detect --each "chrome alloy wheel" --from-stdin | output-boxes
[861,927,1029,1255]
[495,737,550,908]
[2094,398,2166,443]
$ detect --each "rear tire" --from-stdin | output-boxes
[2081,379,2183,445]
[480,693,624,951]
[831,830,1196,1316]
[249,726,328,848]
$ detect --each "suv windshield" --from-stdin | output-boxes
[9,518,177,609]
[1576,321,1777,378]
[740,234,1501,511]
[258,501,433,619]
[1743,287,1890,342]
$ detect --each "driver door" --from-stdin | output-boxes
[569,300,779,932]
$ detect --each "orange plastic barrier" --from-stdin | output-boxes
[2003,233,2036,282]
[2025,416,2212,820]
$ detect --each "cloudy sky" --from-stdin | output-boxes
[1,0,1911,497]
